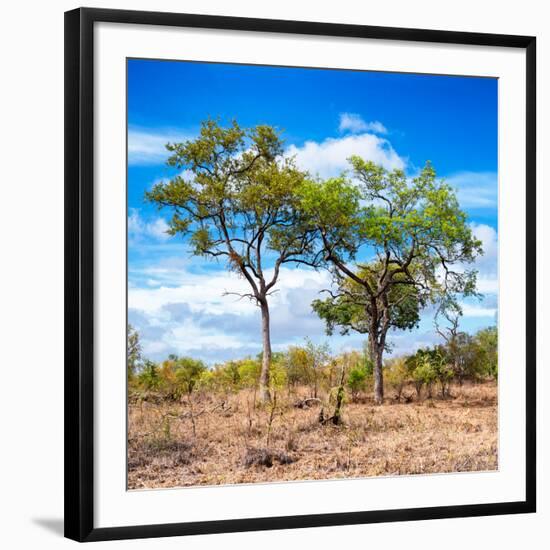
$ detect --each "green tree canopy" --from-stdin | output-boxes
[312,263,423,340]
[301,158,482,404]
[146,120,317,402]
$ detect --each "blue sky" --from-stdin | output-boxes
[127,59,498,364]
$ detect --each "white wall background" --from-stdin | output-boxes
[0,0,546,548]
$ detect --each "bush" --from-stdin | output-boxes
[474,327,498,380]
[137,360,161,391]
[384,356,409,401]
[238,358,261,388]
[174,357,208,395]
[152,356,207,399]
[284,346,311,388]
[269,360,288,394]
[408,347,455,399]
[282,341,330,397]
[411,353,437,399]
[347,364,368,401]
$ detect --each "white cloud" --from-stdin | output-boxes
[287,133,405,178]
[434,223,498,326]
[389,329,442,357]
[127,189,497,362]
[128,208,170,242]
[128,270,253,317]
[170,322,247,352]
[128,264,334,361]
[430,222,498,327]
[149,169,195,191]
[458,302,497,318]
[470,222,498,281]
[129,265,331,317]
[446,171,497,209]
[147,218,171,240]
[338,113,387,135]
[128,222,499,362]
[439,223,498,295]
[128,127,192,165]
[476,277,498,295]
[142,340,170,356]
[471,223,497,260]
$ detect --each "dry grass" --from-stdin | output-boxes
[127,381,497,490]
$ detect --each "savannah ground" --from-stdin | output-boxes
[128,380,497,489]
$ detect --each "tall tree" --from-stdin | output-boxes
[312,262,423,389]
[302,158,482,404]
[146,120,316,402]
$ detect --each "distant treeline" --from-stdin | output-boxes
[128,325,497,404]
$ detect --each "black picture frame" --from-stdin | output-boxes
[65,7,536,543]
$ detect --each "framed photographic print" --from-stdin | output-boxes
[65,7,536,542]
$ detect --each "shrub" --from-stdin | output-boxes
[269,360,288,394]
[217,361,241,391]
[195,369,215,393]
[282,341,331,397]
[237,358,261,389]
[411,354,437,399]
[347,364,368,401]
[284,346,311,388]
[343,351,371,401]
[154,356,207,399]
[408,347,451,399]
[137,360,161,391]
[174,357,208,395]
[473,327,498,380]
[384,356,409,401]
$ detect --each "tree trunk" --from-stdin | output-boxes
[332,381,345,425]
[372,345,384,406]
[368,315,384,406]
[259,299,272,403]
[366,299,385,406]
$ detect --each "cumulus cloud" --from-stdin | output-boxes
[128,303,249,361]
[458,302,497,318]
[468,223,499,321]
[129,265,331,317]
[427,222,498,336]
[128,222,499,362]
[471,223,498,276]
[439,223,497,293]
[446,171,498,209]
[128,127,192,165]
[390,329,442,357]
[463,222,499,299]
[126,151,498,362]
[286,133,405,178]
[128,208,170,242]
[338,113,387,135]
[128,265,333,362]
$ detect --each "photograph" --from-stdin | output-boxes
[126,59,499,490]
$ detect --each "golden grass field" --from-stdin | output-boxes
[128,381,497,490]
